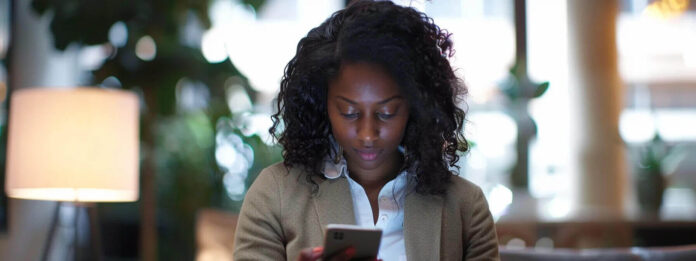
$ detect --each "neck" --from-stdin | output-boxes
[347,153,403,192]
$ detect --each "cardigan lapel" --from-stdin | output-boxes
[404,191,443,260]
[312,177,357,236]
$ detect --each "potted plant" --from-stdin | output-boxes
[632,133,686,217]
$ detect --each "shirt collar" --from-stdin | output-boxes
[322,156,348,179]
[321,144,412,181]
[321,155,410,184]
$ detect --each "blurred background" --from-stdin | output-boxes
[0,0,694,260]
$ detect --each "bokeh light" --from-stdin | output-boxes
[176,78,210,112]
[215,118,254,201]
[108,21,128,48]
[78,44,110,71]
[226,84,253,114]
[620,110,657,143]
[101,76,122,88]
[135,35,157,61]
[643,0,690,19]
[506,238,527,249]
[488,184,514,220]
[201,29,228,63]
[535,237,554,249]
[233,112,274,145]
[544,196,572,219]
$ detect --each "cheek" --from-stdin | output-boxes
[381,118,409,144]
[327,112,354,144]
[331,124,351,140]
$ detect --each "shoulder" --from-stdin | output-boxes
[445,176,500,259]
[445,176,486,204]
[440,175,491,219]
[251,161,316,195]
[254,162,304,183]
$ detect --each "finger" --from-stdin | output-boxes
[298,247,323,261]
[337,246,356,261]
[311,247,324,259]
[325,246,354,261]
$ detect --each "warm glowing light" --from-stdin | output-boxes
[135,35,157,61]
[6,88,140,202]
[643,0,690,19]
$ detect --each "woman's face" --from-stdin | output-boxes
[327,62,409,173]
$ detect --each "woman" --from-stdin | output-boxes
[233,1,499,260]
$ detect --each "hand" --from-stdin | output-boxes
[297,246,362,261]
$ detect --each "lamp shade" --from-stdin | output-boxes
[5,87,139,202]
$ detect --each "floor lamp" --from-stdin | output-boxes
[4,87,139,260]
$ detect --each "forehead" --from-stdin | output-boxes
[328,63,401,102]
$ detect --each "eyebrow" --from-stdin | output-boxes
[336,95,403,105]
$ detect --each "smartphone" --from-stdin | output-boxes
[322,224,382,260]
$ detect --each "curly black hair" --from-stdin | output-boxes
[270,0,468,195]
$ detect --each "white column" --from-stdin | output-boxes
[567,0,627,216]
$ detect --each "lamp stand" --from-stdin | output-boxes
[41,202,103,261]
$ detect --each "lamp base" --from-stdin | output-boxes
[42,202,103,261]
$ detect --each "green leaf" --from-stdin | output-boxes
[242,0,267,13]
[508,62,518,75]
[533,81,550,98]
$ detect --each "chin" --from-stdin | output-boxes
[357,161,382,170]
[346,155,382,170]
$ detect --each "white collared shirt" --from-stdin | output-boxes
[323,158,409,261]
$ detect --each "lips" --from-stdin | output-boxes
[355,148,381,161]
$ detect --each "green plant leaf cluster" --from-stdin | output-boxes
[32,0,212,51]
[633,133,688,176]
[499,62,550,101]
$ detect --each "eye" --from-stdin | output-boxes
[341,112,359,119]
[377,113,395,120]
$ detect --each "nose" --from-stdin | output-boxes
[357,116,378,146]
